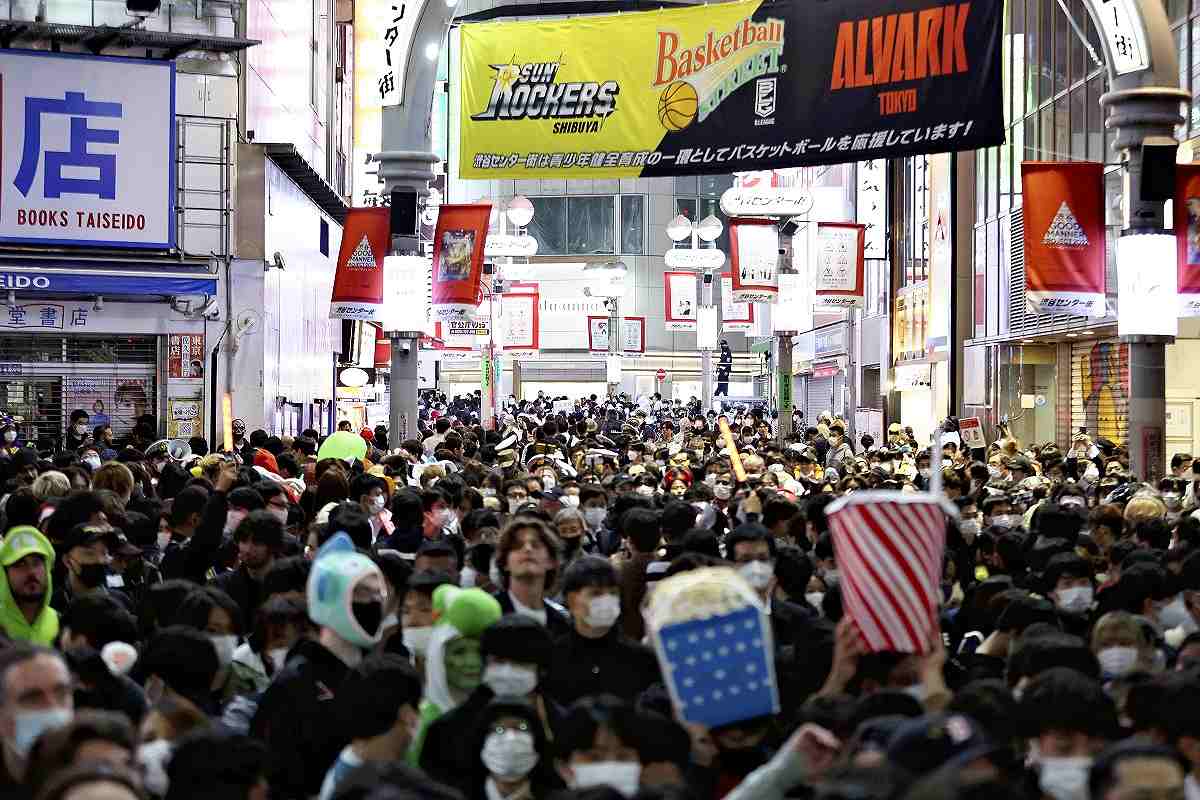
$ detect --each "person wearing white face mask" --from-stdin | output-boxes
[1046,554,1095,617]
[1091,611,1151,681]
[1017,667,1116,800]
[173,585,246,704]
[64,409,91,452]
[420,617,559,790]
[351,473,393,543]
[317,654,423,800]
[471,699,561,800]
[0,648,74,787]
[556,695,643,798]
[543,556,660,708]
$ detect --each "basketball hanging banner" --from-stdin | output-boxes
[431,204,492,322]
[814,223,866,310]
[730,220,779,304]
[1175,164,1200,317]
[458,0,1004,179]
[664,271,699,331]
[1021,162,1106,317]
[329,208,391,320]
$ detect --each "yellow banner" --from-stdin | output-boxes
[459,0,780,178]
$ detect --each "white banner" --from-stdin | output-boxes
[0,51,174,248]
[664,271,698,332]
[730,222,779,304]
[720,274,753,333]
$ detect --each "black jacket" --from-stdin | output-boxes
[495,591,572,640]
[770,597,835,711]
[250,638,353,800]
[160,490,228,585]
[210,565,264,634]
[543,626,660,707]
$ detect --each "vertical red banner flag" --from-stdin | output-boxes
[814,222,866,310]
[1021,162,1106,317]
[329,207,390,320]
[432,204,492,321]
[1175,164,1200,317]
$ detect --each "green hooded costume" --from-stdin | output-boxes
[407,584,501,765]
[0,526,59,646]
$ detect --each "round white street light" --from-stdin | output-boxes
[506,195,535,228]
[665,214,693,243]
[695,214,723,243]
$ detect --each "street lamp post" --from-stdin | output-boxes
[666,213,723,411]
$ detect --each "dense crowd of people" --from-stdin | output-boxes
[0,392,1196,800]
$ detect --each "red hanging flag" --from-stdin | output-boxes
[826,492,947,654]
[329,208,390,320]
[432,204,492,322]
[1021,162,1106,317]
[1175,164,1200,317]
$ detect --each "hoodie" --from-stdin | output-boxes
[0,526,59,645]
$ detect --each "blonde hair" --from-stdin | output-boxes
[31,471,70,501]
[92,462,135,500]
[1123,493,1166,525]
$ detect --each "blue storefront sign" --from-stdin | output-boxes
[0,270,215,296]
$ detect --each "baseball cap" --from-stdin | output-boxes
[0,526,54,567]
[417,538,456,558]
[886,713,993,776]
[62,523,109,553]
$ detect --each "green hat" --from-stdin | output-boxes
[0,526,54,567]
[432,584,501,638]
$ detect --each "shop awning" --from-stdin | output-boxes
[0,257,217,299]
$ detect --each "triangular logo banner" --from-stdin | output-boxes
[346,235,377,269]
[1041,202,1090,249]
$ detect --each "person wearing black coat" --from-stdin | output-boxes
[466,698,565,800]
[209,509,285,633]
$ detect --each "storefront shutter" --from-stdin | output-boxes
[0,334,158,450]
[1070,339,1129,450]
[807,376,836,422]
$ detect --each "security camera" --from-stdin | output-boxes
[272,252,286,270]
[197,296,220,319]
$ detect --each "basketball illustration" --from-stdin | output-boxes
[658,80,698,131]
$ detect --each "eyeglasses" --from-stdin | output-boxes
[492,721,531,735]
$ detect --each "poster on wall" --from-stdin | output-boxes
[432,204,491,321]
[664,271,699,331]
[168,334,205,379]
[814,222,866,309]
[1020,162,1107,317]
[329,208,391,320]
[720,273,754,332]
[167,398,203,438]
[501,283,540,357]
[730,220,779,303]
[588,316,646,355]
[1175,164,1200,317]
[459,0,1004,178]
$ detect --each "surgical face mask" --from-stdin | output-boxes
[636,485,655,498]
[562,494,579,508]
[1037,756,1092,800]
[901,683,928,704]
[266,648,289,672]
[705,474,717,487]
[73,423,87,435]
[1055,585,1093,613]
[482,662,538,697]
[1097,646,1139,677]
[11,708,72,758]
[960,518,981,542]
[83,455,102,471]
[482,488,497,498]
[439,508,456,528]
[627,451,638,462]
[508,498,524,514]
[2,430,15,443]
[823,569,841,587]
[137,739,172,797]
[224,509,248,535]
[482,729,540,780]
[460,566,479,588]
[541,473,557,490]
[403,625,433,657]
[714,483,732,501]
[584,507,607,529]
[584,594,621,629]
[209,634,237,668]
[738,560,774,591]
[572,761,641,797]
[157,531,172,551]
[370,495,387,514]
[805,592,825,610]
[990,514,1019,530]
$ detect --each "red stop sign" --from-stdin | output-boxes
[655,369,667,381]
